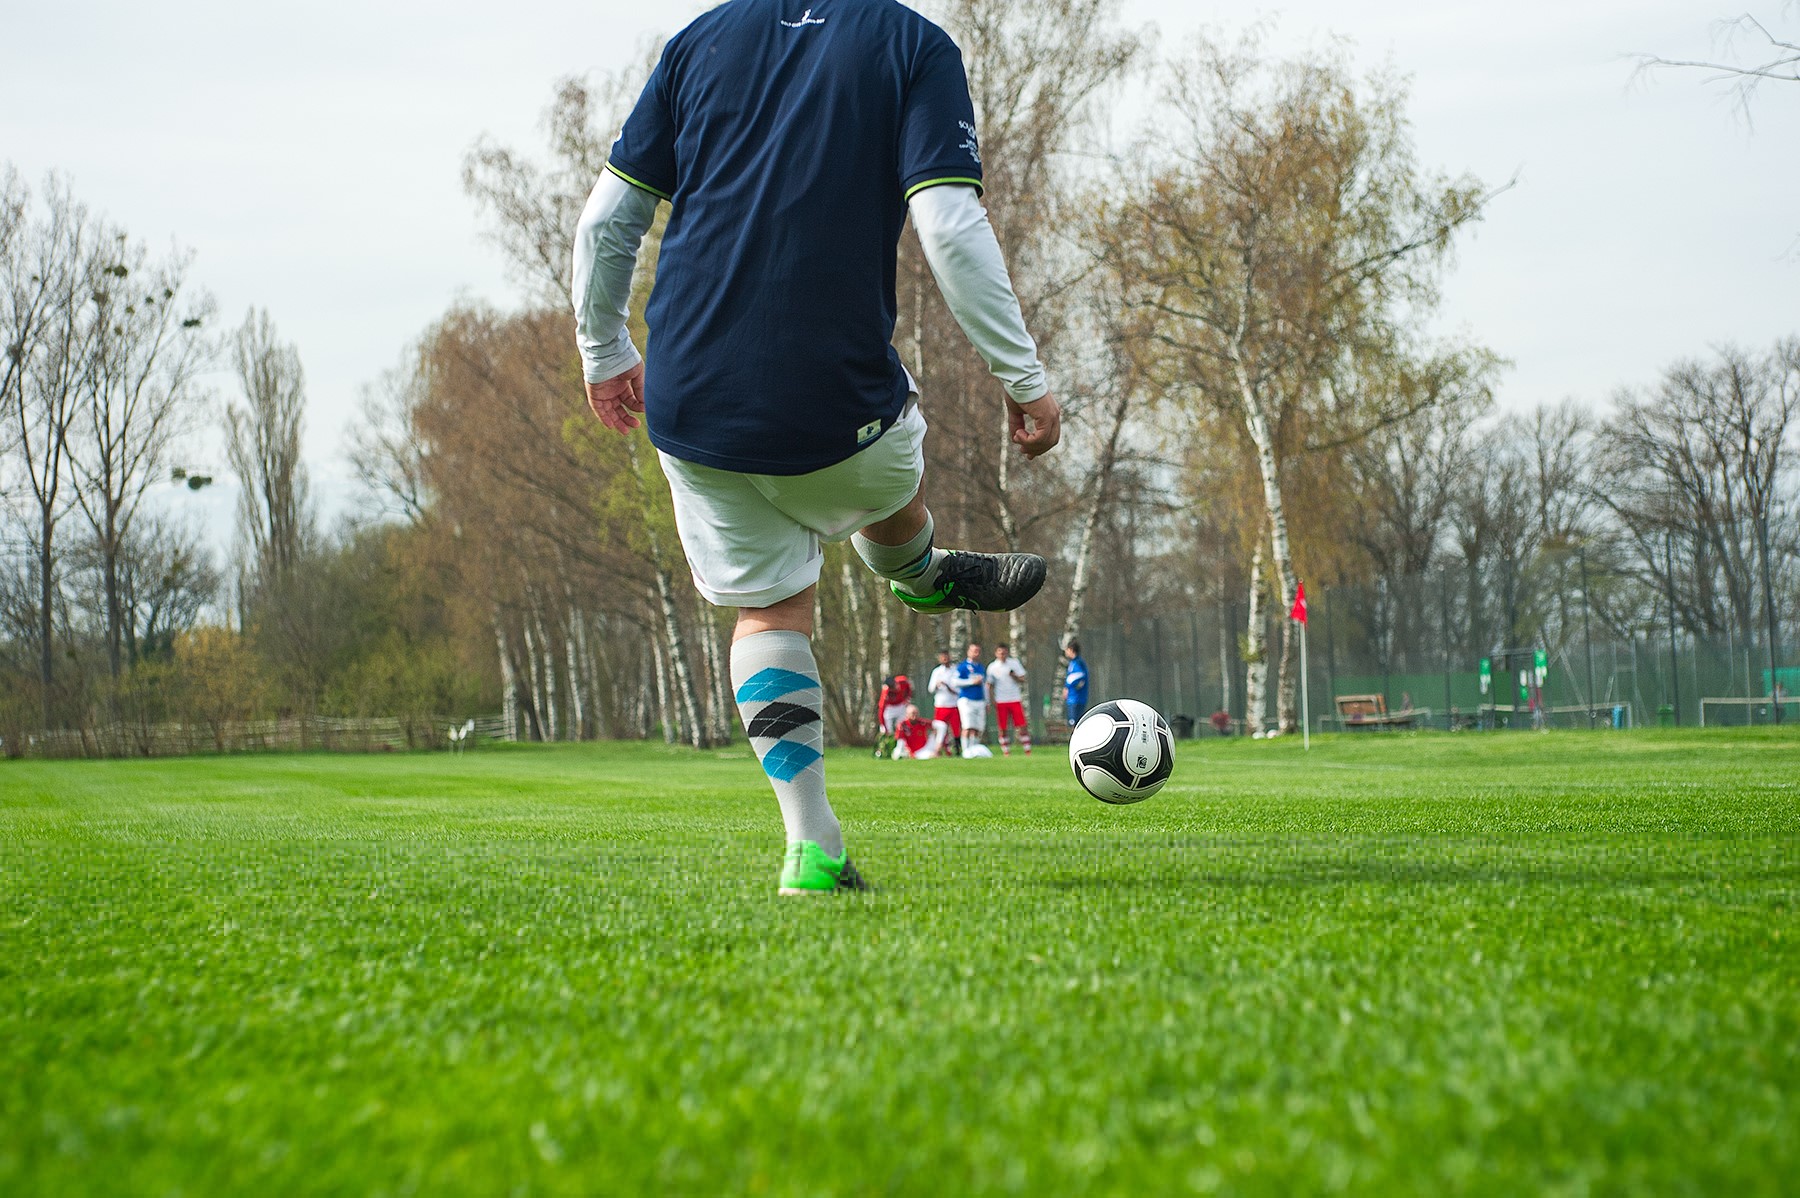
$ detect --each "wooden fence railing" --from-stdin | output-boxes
[7,714,508,760]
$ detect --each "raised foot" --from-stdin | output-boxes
[892,551,1047,615]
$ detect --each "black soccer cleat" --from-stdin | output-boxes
[891,551,1047,615]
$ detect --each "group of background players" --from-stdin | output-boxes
[875,642,1090,760]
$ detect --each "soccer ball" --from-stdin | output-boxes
[1068,699,1175,804]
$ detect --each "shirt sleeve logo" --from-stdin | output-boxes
[780,8,826,27]
[959,121,981,165]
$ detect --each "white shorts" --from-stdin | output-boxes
[659,400,927,608]
[881,704,907,734]
[957,697,987,733]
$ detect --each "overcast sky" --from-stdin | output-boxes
[3,1,1796,540]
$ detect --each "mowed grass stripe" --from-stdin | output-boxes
[1,731,1796,1196]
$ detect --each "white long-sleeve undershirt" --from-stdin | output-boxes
[907,183,1048,405]
[571,172,1048,405]
[572,170,659,384]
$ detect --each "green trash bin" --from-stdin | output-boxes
[1656,704,1674,727]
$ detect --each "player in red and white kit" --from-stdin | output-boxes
[875,674,913,736]
[925,648,962,754]
[891,704,945,759]
[986,643,1031,756]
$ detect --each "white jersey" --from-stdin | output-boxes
[928,664,960,709]
[987,658,1027,704]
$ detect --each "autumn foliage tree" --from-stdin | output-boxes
[1108,33,1495,732]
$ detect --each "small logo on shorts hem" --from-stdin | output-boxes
[856,420,883,445]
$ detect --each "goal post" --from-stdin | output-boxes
[1699,696,1800,727]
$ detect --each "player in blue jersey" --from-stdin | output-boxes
[1061,641,1090,726]
[952,642,989,755]
[572,0,1062,895]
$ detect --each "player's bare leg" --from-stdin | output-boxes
[854,487,1047,615]
[730,588,866,895]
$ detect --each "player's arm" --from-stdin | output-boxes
[907,184,1060,459]
[572,170,662,433]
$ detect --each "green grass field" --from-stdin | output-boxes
[2,731,1796,1196]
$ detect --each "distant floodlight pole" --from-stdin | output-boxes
[1760,506,1783,725]
[1751,434,1782,726]
[1580,547,1597,727]
[1665,531,1682,727]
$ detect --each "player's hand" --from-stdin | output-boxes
[586,362,646,434]
[1008,392,1061,460]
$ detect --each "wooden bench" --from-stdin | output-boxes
[1335,694,1418,731]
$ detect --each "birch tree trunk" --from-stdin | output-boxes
[878,598,894,682]
[1056,387,1134,701]
[653,565,705,749]
[840,557,871,729]
[494,616,519,742]
[1244,541,1269,736]
[1231,359,1300,734]
[993,407,1032,662]
[696,592,732,745]
[563,611,586,742]
[652,638,676,745]
[627,440,709,748]
[522,616,544,742]
[637,644,654,739]
[533,604,560,743]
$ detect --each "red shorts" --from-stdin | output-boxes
[996,701,1027,731]
[934,706,962,738]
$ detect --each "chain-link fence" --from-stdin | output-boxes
[1058,567,1797,737]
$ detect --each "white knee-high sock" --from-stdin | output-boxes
[731,630,842,858]
[853,510,948,596]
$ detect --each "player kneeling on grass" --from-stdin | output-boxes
[573,0,1061,896]
[891,704,946,760]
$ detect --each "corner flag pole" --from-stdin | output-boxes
[1291,582,1311,752]
[1301,619,1311,752]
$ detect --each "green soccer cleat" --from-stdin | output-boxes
[779,841,872,896]
[892,550,1047,615]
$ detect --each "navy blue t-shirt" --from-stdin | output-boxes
[607,0,984,475]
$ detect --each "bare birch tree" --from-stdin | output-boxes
[3,178,105,727]
[1636,10,1800,111]
[72,242,213,676]
[1111,34,1492,732]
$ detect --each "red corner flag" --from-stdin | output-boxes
[1289,582,1308,625]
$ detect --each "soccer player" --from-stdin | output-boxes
[1062,640,1089,726]
[892,704,944,759]
[572,1,1062,896]
[987,643,1030,755]
[876,673,913,737]
[953,642,988,754]
[926,648,962,752]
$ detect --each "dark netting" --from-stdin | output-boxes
[1068,563,1797,736]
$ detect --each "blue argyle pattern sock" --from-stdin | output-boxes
[732,630,841,858]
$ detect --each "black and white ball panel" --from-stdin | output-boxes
[1069,699,1175,804]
